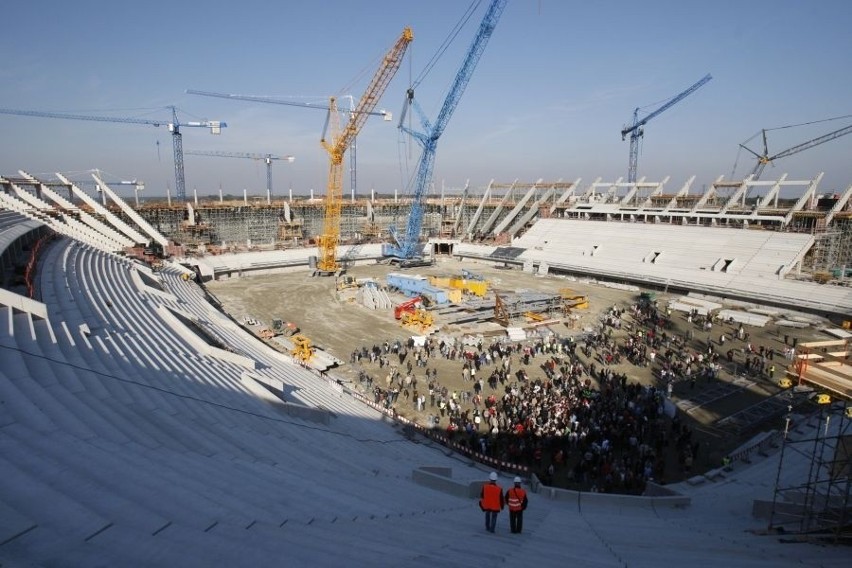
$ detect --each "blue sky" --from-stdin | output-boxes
[1,0,850,199]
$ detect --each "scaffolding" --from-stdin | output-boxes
[805,215,852,280]
[122,181,578,251]
[494,291,564,327]
[769,401,851,541]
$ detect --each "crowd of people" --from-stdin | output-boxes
[350,297,787,494]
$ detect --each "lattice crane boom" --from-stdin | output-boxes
[315,26,413,274]
[0,105,225,202]
[186,89,390,118]
[742,122,852,180]
[184,150,294,196]
[384,0,507,262]
[620,73,711,183]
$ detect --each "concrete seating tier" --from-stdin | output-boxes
[0,229,847,565]
[453,219,850,314]
[516,219,812,277]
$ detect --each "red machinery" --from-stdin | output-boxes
[394,297,423,320]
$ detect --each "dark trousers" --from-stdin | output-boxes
[509,510,524,533]
[484,510,498,532]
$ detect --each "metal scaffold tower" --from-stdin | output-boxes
[769,401,851,541]
[806,215,852,280]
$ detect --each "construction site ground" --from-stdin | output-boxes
[205,257,828,487]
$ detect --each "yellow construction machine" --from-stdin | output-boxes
[291,334,314,363]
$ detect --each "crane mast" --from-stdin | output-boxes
[384,0,507,264]
[315,26,413,274]
[184,150,294,197]
[621,73,711,183]
[0,105,225,202]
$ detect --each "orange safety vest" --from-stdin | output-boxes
[506,486,526,512]
[480,483,503,512]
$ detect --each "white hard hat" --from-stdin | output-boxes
[489,472,498,481]
[514,476,522,484]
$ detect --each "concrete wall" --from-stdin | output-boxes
[412,467,471,499]
[411,466,493,500]
[531,474,691,509]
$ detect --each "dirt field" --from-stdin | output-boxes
[206,259,634,359]
[206,258,828,485]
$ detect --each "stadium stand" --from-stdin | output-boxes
[454,219,852,314]
[0,211,848,565]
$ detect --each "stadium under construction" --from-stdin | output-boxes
[13,173,852,282]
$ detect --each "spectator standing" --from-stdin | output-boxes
[479,472,504,533]
[505,476,528,534]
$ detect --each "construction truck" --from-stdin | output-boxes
[272,319,299,337]
[258,319,299,340]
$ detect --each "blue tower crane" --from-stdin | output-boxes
[382,0,507,266]
[621,73,712,183]
[184,149,294,197]
[0,105,225,202]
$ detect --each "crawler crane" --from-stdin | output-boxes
[315,27,413,275]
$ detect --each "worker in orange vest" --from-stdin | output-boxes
[505,476,528,534]
[479,472,504,533]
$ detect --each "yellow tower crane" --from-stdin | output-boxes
[315,26,413,275]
